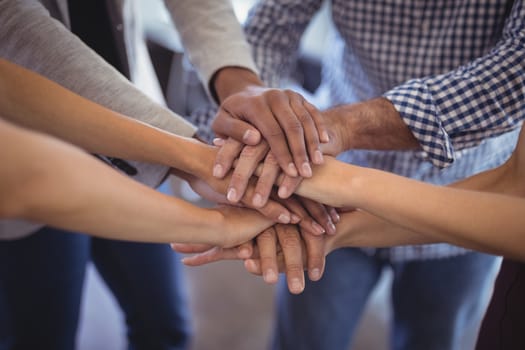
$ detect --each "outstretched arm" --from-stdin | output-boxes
[0,58,212,178]
[0,58,303,224]
[296,125,525,260]
[0,118,272,246]
[181,125,525,273]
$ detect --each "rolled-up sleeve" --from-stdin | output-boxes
[384,1,525,167]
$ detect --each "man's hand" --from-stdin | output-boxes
[211,67,329,180]
[211,104,352,204]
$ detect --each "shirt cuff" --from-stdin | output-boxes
[383,80,455,168]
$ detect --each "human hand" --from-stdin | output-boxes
[212,205,274,248]
[188,173,297,224]
[212,104,352,202]
[185,158,339,233]
[209,137,340,234]
[212,86,329,179]
[174,150,300,225]
[212,137,303,205]
[174,223,329,294]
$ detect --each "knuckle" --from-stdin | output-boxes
[308,256,324,267]
[260,256,277,265]
[257,205,279,219]
[284,120,304,133]
[280,235,300,249]
[266,88,281,99]
[231,171,247,184]
[265,125,285,139]
[257,231,276,244]
[295,111,312,123]
[256,178,273,192]
[285,263,305,273]
[240,145,260,158]
[265,152,279,165]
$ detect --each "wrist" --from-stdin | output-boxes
[322,97,419,152]
[212,66,264,103]
[320,109,352,156]
[205,208,227,245]
[168,138,217,180]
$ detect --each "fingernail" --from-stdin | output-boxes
[227,188,237,202]
[288,163,298,177]
[278,213,291,224]
[264,269,277,283]
[321,131,330,143]
[291,214,301,223]
[312,222,325,235]
[328,221,337,235]
[252,193,264,207]
[302,162,312,177]
[213,164,223,178]
[310,268,321,281]
[278,185,289,198]
[213,138,225,146]
[331,210,340,223]
[243,130,256,143]
[314,150,324,164]
[291,278,304,293]
[239,246,251,258]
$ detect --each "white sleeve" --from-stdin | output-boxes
[164,0,259,100]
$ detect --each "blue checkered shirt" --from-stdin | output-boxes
[239,0,525,261]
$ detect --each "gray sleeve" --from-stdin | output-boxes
[0,0,197,188]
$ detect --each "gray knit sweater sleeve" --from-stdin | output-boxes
[0,0,197,189]
[0,0,197,239]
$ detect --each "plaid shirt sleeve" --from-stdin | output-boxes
[244,0,324,87]
[384,1,525,168]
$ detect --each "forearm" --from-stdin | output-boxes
[0,1,196,138]
[212,67,264,103]
[327,211,435,250]
[329,208,503,257]
[0,119,224,244]
[383,3,525,167]
[0,58,215,180]
[321,97,420,155]
[300,158,525,259]
[0,1,198,189]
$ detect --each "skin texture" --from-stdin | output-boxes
[212,66,329,179]
[176,125,525,277]
[0,58,329,290]
[0,117,272,247]
[0,58,329,228]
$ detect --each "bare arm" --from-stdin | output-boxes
[0,58,305,226]
[0,118,271,246]
[0,58,212,177]
[297,126,525,260]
